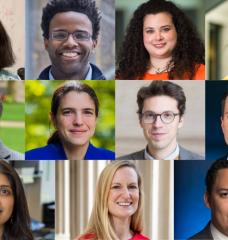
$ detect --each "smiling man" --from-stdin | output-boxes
[38,0,105,80]
[189,160,228,239]
[118,81,203,160]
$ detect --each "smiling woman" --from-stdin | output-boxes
[25,81,115,160]
[0,160,33,240]
[76,161,149,240]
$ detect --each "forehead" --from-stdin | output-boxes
[112,167,138,183]
[0,173,11,186]
[49,11,92,32]
[213,169,228,189]
[143,12,174,27]
[142,95,178,112]
[59,91,95,109]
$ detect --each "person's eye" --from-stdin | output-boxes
[0,188,11,196]
[163,112,173,118]
[145,29,154,34]
[53,31,67,40]
[162,27,171,32]
[62,110,72,115]
[128,185,138,189]
[111,185,120,189]
[220,192,228,198]
[83,110,94,116]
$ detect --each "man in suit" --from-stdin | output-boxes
[218,91,228,160]
[189,160,228,239]
[118,81,203,160]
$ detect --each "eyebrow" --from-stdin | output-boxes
[0,185,11,188]
[144,24,172,29]
[61,107,95,111]
[111,182,138,185]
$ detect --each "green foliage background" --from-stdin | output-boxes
[25,80,115,151]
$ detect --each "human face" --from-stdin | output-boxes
[44,11,96,79]
[143,12,177,59]
[140,96,183,157]
[204,169,228,236]
[221,97,228,144]
[108,167,139,221]
[0,173,14,228]
[51,91,97,148]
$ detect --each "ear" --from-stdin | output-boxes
[178,115,184,129]
[92,39,97,50]
[44,38,49,50]
[49,112,57,129]
[204,192,211,209]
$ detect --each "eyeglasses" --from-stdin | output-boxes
[51,30,92,41]
[141,111,180,124]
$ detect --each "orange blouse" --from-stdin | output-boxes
[141,64,205,80]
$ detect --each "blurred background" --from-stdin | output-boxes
[10,160,55,240]
[115,0,205,61]
[55,160,173,240]
[0,81,24,153]
[0,0,25,78]
[205,0,228,80]
[25,0,115,80]
[25,80,115,152]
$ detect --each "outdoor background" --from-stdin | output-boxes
[25,80,115,152]
[0,81,24,153]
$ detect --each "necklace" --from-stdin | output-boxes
[151,62,174,74]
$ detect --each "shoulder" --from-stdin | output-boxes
[75,233,96,240]
[0,69,20,80]
[25,143,66,160]
[38,66,51,80]
[179,146,204,160]
[85,143,115,160]
[90,63,106,80]
[188,222,212,239]
[117,149,145,160]
[193,64,205,80]
[132,233,150,240]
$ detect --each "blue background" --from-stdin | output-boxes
[174,160,213,239]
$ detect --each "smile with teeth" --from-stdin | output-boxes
[117,202,132,206]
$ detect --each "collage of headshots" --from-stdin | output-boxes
[0,0,228,240]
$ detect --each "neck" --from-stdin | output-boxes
[112,217,132,240]
[51,64,90,80]
[148,141,177,160]
[148,57,172,74]
[0,225,4,240]
[62,141,89,160]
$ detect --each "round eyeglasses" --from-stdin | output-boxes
[51,30,92,42]
[141,111,180,124]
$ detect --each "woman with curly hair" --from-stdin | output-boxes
[116,0,205,80]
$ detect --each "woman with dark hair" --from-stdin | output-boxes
[0,160,33,239]
[25,81,115,160]
[0,21,20,80]
[116,0,205,80]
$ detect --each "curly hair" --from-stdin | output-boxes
[116,0,205,80]
[41,0,101,40]
[0,21,15,70]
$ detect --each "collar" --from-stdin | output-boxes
[0,140,11,160]
[210,222,228,240]
[144,144,179,160]
[49,64,92,80]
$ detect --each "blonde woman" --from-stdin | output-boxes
[76,160,149,240]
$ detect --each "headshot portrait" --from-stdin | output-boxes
[206,81,228,160]
[55,160,173,240]
[0,81,24,160]
[116,0,205,80]
[0,1,24,79]
[26,0,115,80]
[116,80,205,160]
[175,160,228,239]
[25,80,115,160]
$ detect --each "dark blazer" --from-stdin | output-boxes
[38,63,106,80]
[117,146,204,160]
[189,222,213,240]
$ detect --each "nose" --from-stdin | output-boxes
[73,112,83,126]
[155,30,163,41]
[121,187,131,198]
[153,115,163,127]
[63,34,79,47]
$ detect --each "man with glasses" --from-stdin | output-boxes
[38,0,105,80]
[118,81,203,160]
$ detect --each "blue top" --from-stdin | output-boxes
[25,142,115,160]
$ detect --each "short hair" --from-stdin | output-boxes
[221,91,228,118]
[82,160,144,239]
[0,160,33,239]
[206,160,228,195]
[0,21,15,69]
[137,81,186,117]
[48,81,99,144]
[41,0,101,40]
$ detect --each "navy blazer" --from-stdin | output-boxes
[25,142,115,160]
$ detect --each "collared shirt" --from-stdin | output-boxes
[210,222,228,240]
[144,144,179,160]
[48,65,92,80]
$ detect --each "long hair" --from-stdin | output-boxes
[83,161,144,239]
[48,81,99,144]
[0,160,33,240]
[0,21,15,70]
[116,0,205,80]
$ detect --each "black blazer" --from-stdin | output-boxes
[188,222,213,240]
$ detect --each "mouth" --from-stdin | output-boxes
[59,50,81,60]
[151,132,167,140]
[69,129,87,135]
[116,202,133,207]
[153,43,166,48]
